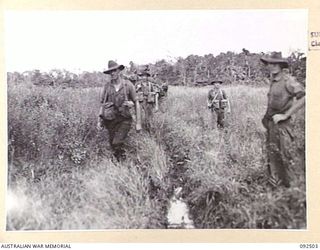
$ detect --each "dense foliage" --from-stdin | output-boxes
[7,50,306,88]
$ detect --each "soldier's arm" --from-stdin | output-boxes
[135,82,142,92]
[284,96,305,118]
[128,81,142,131]
[135,100,142,131]
[222,90,231,113]
[100,84,107,104]
[97,84,107,130]
[207,91,212,107]
[283,78,305,117]
[273,78,305,123]
[273,96,305,124]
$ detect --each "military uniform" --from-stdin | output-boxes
[152,77,168,98]
[207,83,229,128]
[135,77,157,131]
[149,76,168,113]
[99,60,138,160]
[134,66,161,131]
[262,73,305,187]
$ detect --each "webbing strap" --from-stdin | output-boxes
[103,78,129,104]
[212,89,224,100]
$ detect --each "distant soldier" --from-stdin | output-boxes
[162,81,169,96]
[260,52,305,188]
[151,74,168,97]
[207,79,231,128]
[97,60,142,161]
[150,73,168,111]
[135,65,161,131]
[123,70,139,85]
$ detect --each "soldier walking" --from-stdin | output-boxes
[207,79,231,128]
[150,73,168,112]
[260,52,305,188]
[135,65,160,131]
[97,60,142,161]
[152,73,168,98]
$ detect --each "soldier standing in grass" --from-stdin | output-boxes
[97,60,141,161]
[152,73,169,98]
[135,65,160,131]
[260,52,305,188]
[207,79,231,128]
[150,73,169,112]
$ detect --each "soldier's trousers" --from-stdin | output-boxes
[103,116,132,160]
[211,109,225,128]
[266,118,294,187]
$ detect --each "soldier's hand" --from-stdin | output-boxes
[227,110,231,114]
[272,114,287,124]
[97,117,104,131]
[136,123,142,133]
[97,123,103,131]
[123,100,134,108]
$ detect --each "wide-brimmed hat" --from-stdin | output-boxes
[260,52,289,67]
[103,60,125,74]
[211,79,223,84]
[137,65,151,77]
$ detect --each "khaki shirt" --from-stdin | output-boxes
[208,89,227,101]
[100,78,137,107]
[135,78,160,95]
[266,73,305,117]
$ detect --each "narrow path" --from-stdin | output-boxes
[149,125,196,229]
[167,187,194,229]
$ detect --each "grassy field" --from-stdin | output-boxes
[7,82,306,230]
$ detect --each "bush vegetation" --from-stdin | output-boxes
[7,80,305,230]
[7,50,306,88]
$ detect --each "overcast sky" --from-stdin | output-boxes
[4,9,308,72]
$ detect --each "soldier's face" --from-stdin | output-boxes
[140,74,148,81]
[214,83,221,89]
[110,69,121,81]
[267,63,282,75]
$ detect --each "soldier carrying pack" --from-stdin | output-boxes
[207,79,231,129]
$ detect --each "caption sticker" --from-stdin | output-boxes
[309,31,320,50]
[0,244,72,249]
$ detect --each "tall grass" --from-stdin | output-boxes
[7,83,305,230]
[7,82,169,230]
[153,86,305,229]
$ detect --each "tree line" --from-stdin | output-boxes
[7,49,306,88]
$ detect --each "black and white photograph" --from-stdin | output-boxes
[5,9,307,230]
